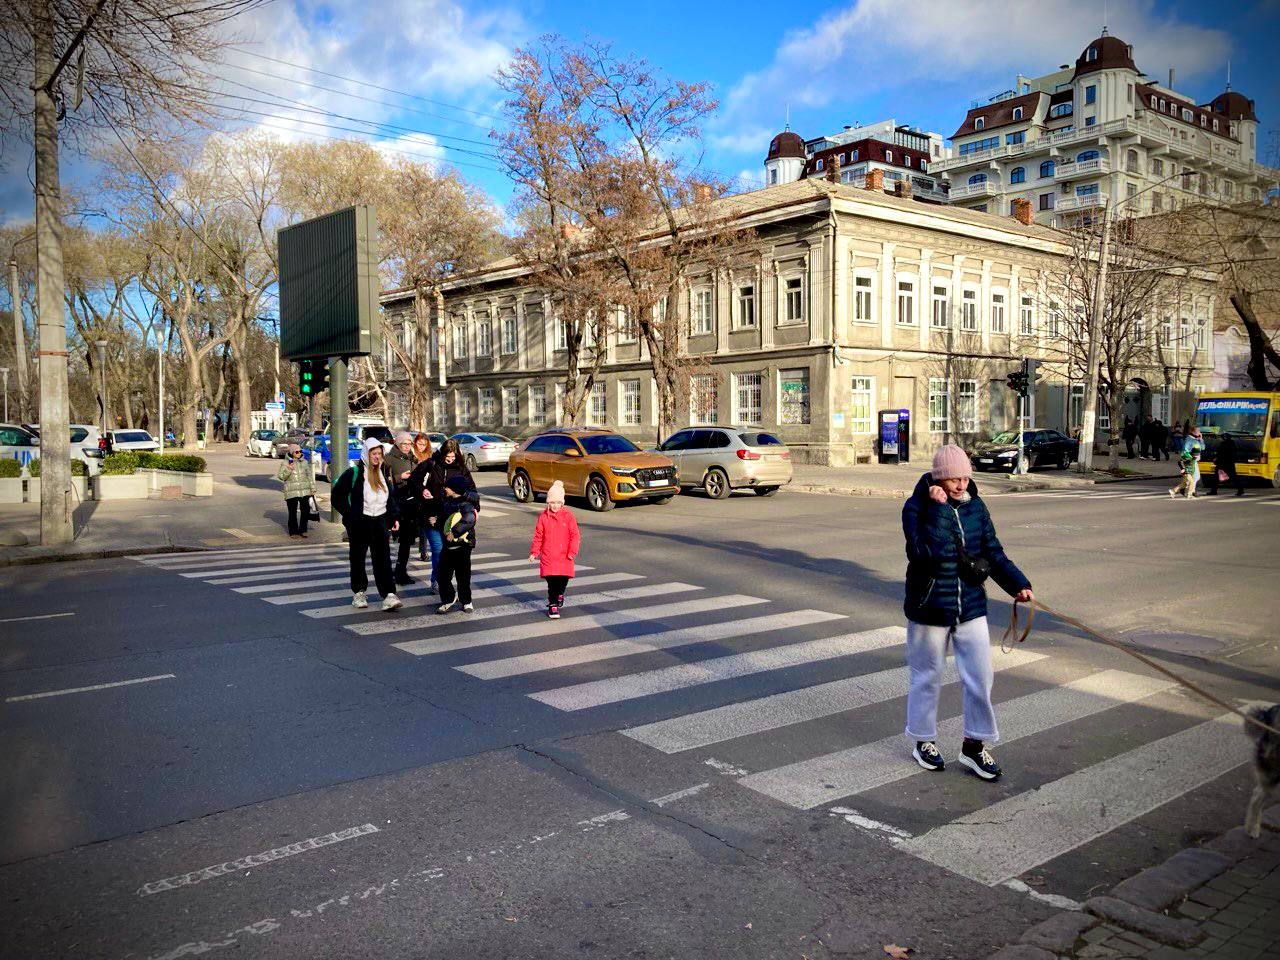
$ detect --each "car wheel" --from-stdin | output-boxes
[753,485,779,497]
[465,453,478,472]
[703,467,730,500]
[586,477,614,512]
[511,470,532,503]
[1059,452,1070,470]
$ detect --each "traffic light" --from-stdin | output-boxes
[298,359,329,396]
[1006,358,1040,397]
[1006,370,1028,395]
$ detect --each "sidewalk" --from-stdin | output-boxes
[788,462,1095,499]
[989,806,1280,960]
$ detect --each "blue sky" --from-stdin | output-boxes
[2,0,1277,226]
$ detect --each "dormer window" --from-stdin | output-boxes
[1182,108,1194,122]
[1012,106,1023,121]
[1212,119,1219,131]
[1150,94,1157,107]
[1159,98,1166,111]
[1086,46,1098,62]
[885,150,893,163]
[851,149,858,161]
[974,116,985,131]
[1200,115,1206,127]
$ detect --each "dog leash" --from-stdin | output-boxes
[1002,598,1280,738]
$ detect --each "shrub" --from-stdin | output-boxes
[27,458,88,477]
[102,451,146,475]
[101,451,207,475]
[0,459,21,478]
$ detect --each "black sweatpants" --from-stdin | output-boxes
[286,496,309,536]
[438,547,472,605]
[545,575,569,605]
[347,514,395,599]
[395,515,418,577]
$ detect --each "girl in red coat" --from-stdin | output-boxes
[529,480,581,619]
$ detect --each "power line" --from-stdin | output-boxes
[247,117,502,174]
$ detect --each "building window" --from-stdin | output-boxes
[816,158,824,171]
[959,136,999,155]
[1007,131,1025,145]
[1125,149,1139,173]
[1086,46,1097,62]
[1048,306,1062,339]
[479,387,496,423]
[931,285,949,328]
[1150,157,1164,175]
[1085,85,1096,105]
[733,372,763,425]
[456,391,473,424]
[961,288,978,331]
[691,286,714,336]
[476,318,493,357]
[957,380,979,433]
[779,368,811,424]
[1076,183,1100,197]
[1050,103,1073,118]
[690,375,717,424]
[432,394,447,427]
[501,313,517,354]
[554,313,568,351]
[588,381,607,425]
[1013,106,1023,121]
[620,379,641,426]
[403,320,417,359]
[618,306,638,344]
[1085,116,1096,127]
[1039,192,1055,210]
[784,276,804,323]
[1040,160,1055,178]
[990,292,1007,334]
[452,322,468,360]
[852,274,874,323]
[1019,295,1035,335]
[1182,108,1194,122]
[968,172,988,185]
[736,284,756,328]
[1160,317,1174,348]
[920,158,928,171]
[850,376,874,433]
[769,167,778,185]
[1077,149,1099,162]
[974,116,985,131]
[529,384,547,425]
[502,386,519,425]
[896,278,916,326]
[1150,94,1157,108]
[1010,166,1026,184]
[928,378,950,433]
[885,150,893,163]
[1194,318,1208,351]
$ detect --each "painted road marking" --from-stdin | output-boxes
[349,583,700,636]
[898,714,1244,886]
[6,673,176,703]
[624,648,1046,754]
[740,670,1177,810]
[204,554,505,586]
[0,612,76,624]
[530,626,907,712]
[460,606,829,680]
[137,823,380,896]
[651,783,711,807]
[391,594,761,656]
[271,571,627,607]
[235,565,574,596]
[186,554,519,581]
[142,544,345,566]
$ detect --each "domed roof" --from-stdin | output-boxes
[767,130,806,162]
[1072,33,1137,79]
[1209,90,1257,122]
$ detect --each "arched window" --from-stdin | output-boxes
[1086,46,1098,62]
[1040,160,1056,178]
[968,173,988,185]
[1125,149,1139,172]
[1013,107,1023,121]
[1150,94,1157,107]
[1077,149,1100,162]
[1010,167,1026,184]
[975,116,985,131]
[851,149,859,162]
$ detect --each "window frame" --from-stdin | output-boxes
[957,379,980,433]
[529,384,547,426]
[782,275,805,325]
[502,386,519,425]
[452,320,468,360]
[500,312,518,355]
[930,284,950,329]
[732,371,764,426]
[851,271,875,325]
[689,374,718,425]
[778,367,811,425]
[690,284,714,337]
[990,289,1008,334]
[587,381,607,426]
[620,378,642,426]
[961,286,979,331]
[895,275,918,327]
[928,378,951,434]
[1019,295,1035,336]
[850,375,875,434]
[1010,166,1026,184]
[735,283,757,330]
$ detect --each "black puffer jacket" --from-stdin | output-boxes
[331,461,400,528]
[901,473,1030,627]
[408,451,473,522]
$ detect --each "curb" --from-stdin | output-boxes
[0,544,201,567]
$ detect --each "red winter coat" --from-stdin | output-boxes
[531,507,581,578]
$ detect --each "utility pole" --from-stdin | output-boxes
[7,246,31,421]
[95,339,108,436]
[1077,203,1112,473]
[1,367,9,421]
[34,0,73,544]
[157,321,166,448]
[328,357,348,523]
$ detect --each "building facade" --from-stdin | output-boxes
[380,179,1216,466]
[933,32,1277,227]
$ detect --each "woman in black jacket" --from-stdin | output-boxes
[407,438,473,594]
[331,437,403,612]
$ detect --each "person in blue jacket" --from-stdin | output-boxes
[901,444,1034,781]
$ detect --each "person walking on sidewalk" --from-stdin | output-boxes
[1138,414,1154,459]
[901,444,1034,782]
[1152,419,1170,461]
[1123,416,1139,459]
[529,480,581,620]
[436,471,478,614]
[277,442,316,540]
[1205,433,1245,497]
[332,437,403,612]
[386,431,419,586]
[412,433,435,563]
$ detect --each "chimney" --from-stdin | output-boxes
[893,179,912,199]
[865,168,885,193]
[1011,197,1033,226]
[825,154,841,183]
[1169,67,1175,90]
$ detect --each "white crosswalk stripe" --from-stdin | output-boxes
[138,544,343,564]
[204,553,507,585]
[623,648,1048,754]
[738,669,1175,810]
[342,583,699,633]
[188,554,522,581]
[390,595,758,656]
[529,626,906,712]
[160,546,346,569]
[265,569,618,606]
[234,564,575,596]
[899,713,1244,886]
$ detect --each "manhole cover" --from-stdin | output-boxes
[1121,631,1229,656]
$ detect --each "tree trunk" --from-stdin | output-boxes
[182,354,202,450]
[1230,292,1280,390]
[232,322,253,440]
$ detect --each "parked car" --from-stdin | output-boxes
[311,429,364,480]
[656,426,793,499]
[7,423,106,475]
[451,432,517,471]
[105,429,161,453]
[973,429,1079,472]
[245,429,280,457]
[271,429,314,459]
[0,422,39,470]
[508,427,678,512]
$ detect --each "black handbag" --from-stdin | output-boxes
[952,526,991,586]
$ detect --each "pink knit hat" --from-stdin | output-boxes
[931,444,972,481]
[547,480,566,504]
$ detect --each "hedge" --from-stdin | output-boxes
[0,459,21,478]
[102,451,207,475]
[27,458,88,477]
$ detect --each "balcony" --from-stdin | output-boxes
[948,179,1000,200]
[1055,193,1108,213]
[1054,156,1112,181]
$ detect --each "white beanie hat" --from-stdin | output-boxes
[395,430,414,445]
[547,479,566,504]
[361,436,383,463]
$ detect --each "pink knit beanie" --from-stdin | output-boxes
[931,444,972,481]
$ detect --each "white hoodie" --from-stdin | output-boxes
[360,437,389,517]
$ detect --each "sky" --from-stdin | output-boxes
[2,0,1278,227]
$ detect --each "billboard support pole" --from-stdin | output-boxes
[329,357,349,523]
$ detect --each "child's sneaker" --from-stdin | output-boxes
[351,591,368,609]
[547,604,560,620]
[557,595,566,609]
[959,739,1002,781]
[437,601,456,614]
[382,593,403,612]
[461,603,474,613]
[912,741,945,771]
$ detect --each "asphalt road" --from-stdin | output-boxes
[1,456,1277,960]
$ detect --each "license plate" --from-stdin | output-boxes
[646,479,669,488]
[978,458,993,464]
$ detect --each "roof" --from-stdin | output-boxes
[1136,83,1238,142]
[951,91,1041,140]
[766,130,807,162]
[1071,33,1137,80]
[1209,90,1258,122]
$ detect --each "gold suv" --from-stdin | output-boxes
[507,428,678,511]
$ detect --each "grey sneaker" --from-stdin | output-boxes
[437,601,456,615]
[382,593,403,612]
[351,591,368,609]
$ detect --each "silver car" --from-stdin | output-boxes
[657,426,793,499]
[450,432,517,471]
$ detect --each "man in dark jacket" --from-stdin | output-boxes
[1123,417,1139,459]
[386,431,419,585]
[902,444,1033,782]
[1204,433,1244,496]
[1151,419,1169,460]
[1137,415,1154,459]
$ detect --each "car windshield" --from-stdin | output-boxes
[1196,399,1268,438]
[738,432,783,447]
[116,431,152,443]
[989,431,1034,444]
[477,434,510,443]
[363,426,393,442]
[579,434,640,455]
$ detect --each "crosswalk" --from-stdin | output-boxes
[1016,486,1280,506]
[133,541,1252,892]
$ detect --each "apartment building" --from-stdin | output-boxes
[934,31,1277,227]
[379,178,1216,466]
[765,119,950,202]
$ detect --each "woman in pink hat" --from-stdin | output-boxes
[900,444,1033,781]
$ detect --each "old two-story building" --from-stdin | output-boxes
[379,176,1217,466]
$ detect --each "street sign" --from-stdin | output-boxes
[265,402,285,412]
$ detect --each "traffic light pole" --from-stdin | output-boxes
[329,357,348,523]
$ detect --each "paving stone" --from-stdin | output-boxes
[1205,828,1262,863]
[1188,887,1234,909]
[1204,876,1248,897]
[1213,906,1255,929]
[1262,805,1280,831]
[1178,901,1218,921]
[1085,897,1206,948]
[1019,910,1100,953]
[1077,944,1122,960]
[1084,924,1119,944]
[1146,948,1195,960]
[1112,849,1232,912]
[1200,920,1236,940]
[987,945,1058,960]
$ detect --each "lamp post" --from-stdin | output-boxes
[94,339,108,437]
[1,367,8,421]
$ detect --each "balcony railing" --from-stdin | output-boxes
[1054,156,1111,181]
[948,180,1000,200]
[1055,193,1108,212]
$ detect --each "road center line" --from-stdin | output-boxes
[137,823,381,896]
[0,612,76,624]
[5,673,175,703]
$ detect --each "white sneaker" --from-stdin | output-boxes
[461,603,474,613]
[352,591,368,609]
[382,593,403,612]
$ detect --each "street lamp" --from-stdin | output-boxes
[94,339,108,438]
